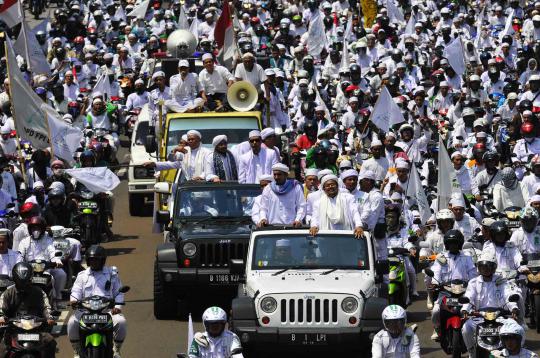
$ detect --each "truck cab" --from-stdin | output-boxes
[230,229,387,353]
[153,181,261,319]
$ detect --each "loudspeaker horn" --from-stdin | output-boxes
[227,81,259,112]
[166,29,198,58]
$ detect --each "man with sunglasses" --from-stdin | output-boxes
[238,130,278,184]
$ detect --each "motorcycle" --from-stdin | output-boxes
[75,185,108,248]
[501,206,521,232]
[387,247,410,308]
[124,108,141,142]
[522,253,540,332]
[459,295,520,358]
[177,348,243,358]
[2,314,56,357]
[50,226,75,295]
[73,286,130,358]
[425,269,467,358]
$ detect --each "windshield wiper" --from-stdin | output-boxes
[320,268,338,275]
[272,266,303,276]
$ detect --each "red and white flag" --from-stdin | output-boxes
[214,1,236,69]
[0,0,22,28]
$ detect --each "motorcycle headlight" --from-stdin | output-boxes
[341,297,358,313]
[182,242,197,257]
[31,262,45,273]
[260,297,277,313]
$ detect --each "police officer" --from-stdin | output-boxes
[371,305,420,358]
[68,245,126,358]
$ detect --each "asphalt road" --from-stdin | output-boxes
[20,6,540,357]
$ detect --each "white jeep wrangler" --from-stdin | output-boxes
[230,229,387,353]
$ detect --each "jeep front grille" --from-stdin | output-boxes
[199,242,247,267]
[280,298,338,324]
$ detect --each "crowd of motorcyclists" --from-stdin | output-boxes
[3,0,540,355]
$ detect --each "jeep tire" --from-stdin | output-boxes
[153,260,177,319]
[129,193,144,216]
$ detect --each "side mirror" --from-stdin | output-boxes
[509,294,520,303]
[521,259,528,266]
[119,286,131,294]
[458,296,470,304]
[375,260,389,276]
[154,182,170,194]
[424,268,435,277]
[231,348,243,355]
[230,259,245,275]
[156,210,170,225]
[145,134,157,153]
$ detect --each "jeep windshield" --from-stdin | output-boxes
[174,186,261,223]
[251,234,369,270]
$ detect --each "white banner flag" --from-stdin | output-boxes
[437,136,462,211]
[65,167,120,193]
[369,86,405,132]
[474,7,485,48]
[113,5,126,21]
[443,37,466,76]
[404,14,415,35]
[93,73,113,101]
[499,9,515,42]
[178,4,189,29]
[42,104,82,165]
[307,13,327,57]
[189,15,199,40]
[5,37,49,149]
[14,20,50,75]
[127,0,149,19]
[406,164,431,224]
[386,0,404,23]
[0,0,22,28]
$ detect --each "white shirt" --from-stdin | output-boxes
[170,73,203,102]
[372,328,420,358]
[360,157,389,181]
[12,223,28,252]
[259,182,306,224]
[199,66,234,95]
[188,330,244,358]
[492,182,526,212]
[238,147,278,184]
[18,235,61,264]
[0,250,22,276]
[510,227,540,255]
[71,266,124,308]
[521,174,540,201]
[453,213,481,239]
[462,274,518,313]
[359,189,385,230]
[234,63,267,89]
[431,252,477,283]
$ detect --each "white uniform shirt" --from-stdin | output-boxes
[18,235,61,264]
[462,274,518,313]
[234,63,267,89]
[371,328,420,358]
[453,214,481,239]
[188,330,244,358]
[359,189,385,230]
[431,252,477,283]
[199,66,234,95]
[71,266,124,309]
[510,227,540,254]
[238,148,278,184]
[521,174,540,201]
[483,241,524,272]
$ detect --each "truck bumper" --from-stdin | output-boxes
[128,180,155,194]
[158,264,241,287]
[232,323,377,350]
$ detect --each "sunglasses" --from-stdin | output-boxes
[249,138,261,143]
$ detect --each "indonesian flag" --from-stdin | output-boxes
[0,0,22,28]
[214,1,236,69]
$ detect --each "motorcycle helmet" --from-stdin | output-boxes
[519,99,533,113]
[202,306,227,338]
[48,187,65,206]
[381,305,406,337]
[520,206,539,233]
[477,250,497,275]
[20,202,39,220]
[27,216,46,240]
[86,245,107,271]
[489,220,510,247]
[443,229,464,254]
[472,142,487,160]
[521,122,535,138]
[12,262,33,292]
[80,150,96,168]
[436,209,455,231]
[482,150,499,163]
[499,319,524,345]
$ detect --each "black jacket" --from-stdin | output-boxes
[0,285,51,320]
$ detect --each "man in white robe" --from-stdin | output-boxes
[258,163,305,226]
[309,175,363,236]
[205,135,238,181]
[359,139,389,182]
[238,131,278,184]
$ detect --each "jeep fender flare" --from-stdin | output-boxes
[156,242,177,263]
[362,296,387,320]
[231,297,257,320]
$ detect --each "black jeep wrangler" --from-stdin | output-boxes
[153,181,261,319]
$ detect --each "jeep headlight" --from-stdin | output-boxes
[134,166,153,179]
[260,297,277,313]
[182,242,197,257]
[341,297,358,313]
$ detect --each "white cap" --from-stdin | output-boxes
[349,96,359,103]
[178,59,189,68]
[462,108,475,116]
[187,129,202,139]
[395,159,410,170]
[359,170,376,181]
[248,130,261,139]
[317,169,333,180]
[202,53,213,61]
[449,196,465,208]
[261,128,275,140]
[259,174,273,182]
[272,163,289,173]
[473,119,485,127]
[152,71,165,80]
[507,92,518,100]
[212,134,227,147]
[304,168,319,177]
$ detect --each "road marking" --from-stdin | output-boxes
[51,308,70,336]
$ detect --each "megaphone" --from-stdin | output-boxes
[227,81,259,112]
[166,29,198,58]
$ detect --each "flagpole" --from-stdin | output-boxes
[2,32,27,183]
[18,1,31,72]
[42,106,55,159]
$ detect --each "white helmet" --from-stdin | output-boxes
[436,209,455,221]
[520,206,539,221]
[478,250,497,267]
[202,306,227,324]
[499,319,523,338]
[382,304,406,335]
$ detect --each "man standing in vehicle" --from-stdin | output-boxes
[68,245,126,358]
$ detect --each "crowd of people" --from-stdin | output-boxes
[1,0,540,356]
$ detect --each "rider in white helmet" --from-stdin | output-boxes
[188,306,244,358]
[491,319,538,358]
[371,305,420,358]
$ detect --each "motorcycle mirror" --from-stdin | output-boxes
[508,294,520,303]
[231,348,243,354]
[119,286,130,293]
[424,268,435,277]
[5,203,14,209]
[475,228,481,233]
[458,296,470,304]
[521,259,528,265]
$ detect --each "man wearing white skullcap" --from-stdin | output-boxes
[303,168,319,198]
[205,135,238,181]
[449,193,481,238]
[144,129,211,180]
[149,71,172,113]
[310,175,363,237]
[383,159,410,197]
[238,130,278,184]
[395,119,432,164]
[451,151,480,198]
[234,52,271,102]
[126,77,150,113]
[359,138,389,181]
[251,175,274,225]
[357,170,385,239]
[199,53,235,110]
[340,169,364,212]
[258,163,305,227]
[261,128,281,158]
[167,58,207,113]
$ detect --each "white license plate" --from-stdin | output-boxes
[289,333,328,345]
[208,274,240,283]
[479,327,499,336]
[528,260,540,267]
[17,333,39,341]
[446,298,459,305]
[82,314,109,324]
[32,276,48,285]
